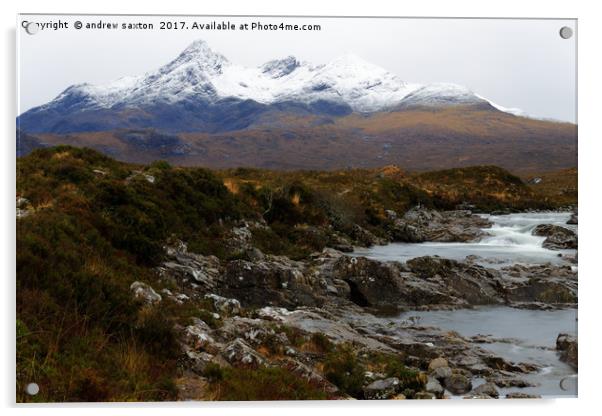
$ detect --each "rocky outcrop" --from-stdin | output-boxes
[556,333,578,370]
[220,256,326,308]
[406,256,505,305]
[204,293,241,316]
[532,224,577,250]
[159,241,221,290]
[390,207,492,243]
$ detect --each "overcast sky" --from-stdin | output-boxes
[18,15,576,122]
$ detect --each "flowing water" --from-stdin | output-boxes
[354,212,577,268]
[353,212,578,398]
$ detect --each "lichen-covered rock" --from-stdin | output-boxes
[204,293,241,316]
[184,318,217,352]
[130,281,162,304]
[222,338,266,368]
[159,244,220,290]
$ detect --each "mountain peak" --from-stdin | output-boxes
[166,39,230,75]
[260,56,300,78]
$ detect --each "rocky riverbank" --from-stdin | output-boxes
[130,207,578,400]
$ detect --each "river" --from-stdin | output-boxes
[353,212,578,398]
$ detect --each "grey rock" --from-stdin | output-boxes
[184,319,217,352]
[130,281,162,304]
[431,366,453,381]
[222,338,266,368]
[426,377,444,398]
[391,207,492,243]
[363,377,400,399]
[470,382,499,398]
[204,293,241,316]
[532,224,577,250]
[428,357,449,371]
[444,373,473,395]
[556,333,578,370]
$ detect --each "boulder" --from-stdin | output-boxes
[431,366,453,381]
[444,373,473,395]
[532,224,577,250]
[501,264,577,306]
[556,333,578,370]
[406,256,504,305]
[390,207,491,243]
[428,357,449,372]
[330,256,406,308]
[426,377,444,398]
[130,281,162,305]
[363,377,400,399]
[470,382,499,398]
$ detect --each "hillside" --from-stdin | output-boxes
[19,107,577,173]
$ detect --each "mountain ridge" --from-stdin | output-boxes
[18,39,532,134]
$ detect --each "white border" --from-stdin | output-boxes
[2,1,600,415]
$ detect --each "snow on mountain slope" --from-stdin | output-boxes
[25,39,525,117]
[397,83,488,108]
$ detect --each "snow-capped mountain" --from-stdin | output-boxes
[18,39,521,134]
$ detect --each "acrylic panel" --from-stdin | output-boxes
[16,14,577,402]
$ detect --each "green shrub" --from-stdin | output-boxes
[208,366,328,400]
[310,332,333,354]
[323,344,365,398]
